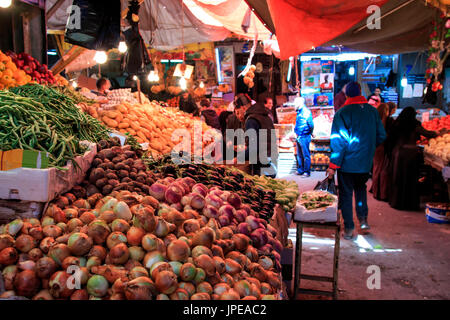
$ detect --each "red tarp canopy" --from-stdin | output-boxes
[265,0,389,59]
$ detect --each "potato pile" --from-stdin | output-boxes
[95,102,215,159]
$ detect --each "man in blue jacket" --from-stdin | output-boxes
[294,97,314,177]
[326,82,386,240]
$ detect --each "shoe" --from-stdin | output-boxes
[301,173,311,178]
[343,228,354,240]
[359,218,370,230]
[296,172,304,176]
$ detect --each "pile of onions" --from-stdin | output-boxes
[0,174,284,300]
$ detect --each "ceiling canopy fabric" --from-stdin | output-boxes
[246,0,446,58]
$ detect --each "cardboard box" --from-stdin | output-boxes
[0,149,49,171]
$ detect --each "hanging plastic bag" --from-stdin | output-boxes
[64,0,121,51]
[314,177,337,195]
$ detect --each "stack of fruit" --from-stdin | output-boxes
[5,52,55,85]
[311,153,330,165]
[0,50,31,89]
[243,65,256,89]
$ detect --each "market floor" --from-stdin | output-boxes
[280,171,450,300]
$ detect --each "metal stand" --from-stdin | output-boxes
[293,216,341,300]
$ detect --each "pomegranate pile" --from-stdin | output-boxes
[0,146,284,300]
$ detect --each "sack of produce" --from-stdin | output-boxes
[294,190,338,223]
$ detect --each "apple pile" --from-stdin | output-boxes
[5,52,55,85]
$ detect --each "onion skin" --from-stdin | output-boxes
[88,245,107,261]
[2,265,18,290]
[127,226,145,246]
[14,270,39,298]
[43,225,62,238]
[87,275,109,297]
[191,227,215,248]
[87,220,111,244]
[70,289,89,300]
[106,232,128,249]
[150,262,173,280]
[141,233,158,252]
[231,234,250,252]
[224,258,242,275]
[67,233,93,256]
[167,240,190,262]
[39,237,55,254]
[0,247,18,266]
[178,281,196,297]
[109,243,129,265]
[182,219,200,234]
[28,226,44,241]
[179,263,197,282]
[155,270,178,295]
[49,271,74,298]
[110,219,130,233]
[193,254,216,277]
[125,276,155,300]
[143,251,165,270]
[0,234,15,251]
[130,266,149,280]
[33,289,54,300]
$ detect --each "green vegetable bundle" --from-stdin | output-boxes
[250,175,300,212]
[0,84,110,168]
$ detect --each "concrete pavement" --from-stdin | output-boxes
[281,171,450,300]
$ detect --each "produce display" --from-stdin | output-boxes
[422,115,450,132]
[424,133,450,163]
[93,101,214,158]
[0,141,284,300]
[146,156,299,215]
[243,65,256,89]
[279,113,296,125]
[312,114,333,138]
[1,84,109,167]
[299,191,336,210]
[0,50,31,89]
[5,51,55,85]
[311,153,330,165]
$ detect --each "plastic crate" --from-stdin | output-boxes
[425,203,450,224]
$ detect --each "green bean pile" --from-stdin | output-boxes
[0,84,110,168]
[50,85,97,105]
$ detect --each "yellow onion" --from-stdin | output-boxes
[87,275,109,297]
[14,270,39,298]
[178,281,196,297]
[49,271,74,298]
[179,263,197,282]
[234,280,251,298]
[41,216,55,227]
[191,245,213,258]
[224,258,242,275]
[167,240,190,262]
[213,283,230,296]
[106,232,127,249]
[191,227,215,248]
[213,256,226,274]
[86,256,102,271]
[168,261,182,277]
[191,292,211,300]
[0,234,15,251]
[87,220,111,244]
[193,267,206,285]
[169,288,189,300]
[43,225,62,238]
[111,219,130,233]
[194,254,216,276]
[88,245,107,261]
[220,288,240,300]
[0,247,18,266]
[156,293,170,300]
[79,212,96,225]
[150,261,173,280]
[221,273,234,287]
[154,218,169,238]
[33,289,54,300]
[260,282,272,294]
[124,276,156,300]
[155,270,178,295]
[113,201,132,221]
[28,226,43,241]
[67,218,84,232]
[7,219,24,236]
[109,243,129,265]
[39,237,55,254]
[141,233,158,252]
[61,256,82,270]
[196,282,213,295]
[70,289,89,300]
[129,246,145,261]
[129,266,149,279]
[2,265,18,290]
[143,250,164,270]
[67,232,93,256]
[127,226,145,246]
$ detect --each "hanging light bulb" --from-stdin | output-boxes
[118,41,127,53]
[94,51,108,64]
[72,81,78,89]
[199,81,205,88]
[0,0,12,8]
[147,72,153,82]
[179,77,187,90]
[133,75,138,81]
[348,66,355,76]
[401,76,408,88]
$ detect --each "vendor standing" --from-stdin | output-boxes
[294,97,314,177]
[94,78,111,97]
[179,91,199,116]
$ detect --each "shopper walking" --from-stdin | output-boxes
[327,81,386,240]
[385,107,438,211]
[371,103,390,201]
[294,97,314,177]
[243,94,277,177]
